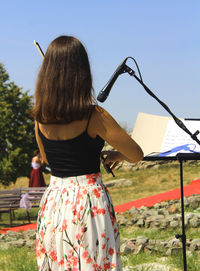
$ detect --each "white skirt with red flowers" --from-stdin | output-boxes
[36,172,122,271]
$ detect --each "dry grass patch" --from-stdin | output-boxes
[104,161,200,206]
[0,161,199,207]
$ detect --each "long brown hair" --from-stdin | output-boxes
[32,36,95,124]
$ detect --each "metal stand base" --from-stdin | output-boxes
[144,153,200,271]
[176,155,187,271]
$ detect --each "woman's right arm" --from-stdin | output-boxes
[91,106,144,168]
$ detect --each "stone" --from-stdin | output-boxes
[189,197,200,209]
[6,231,18,237]
[129,206,139,216]
[143,245,154,254]
[190,217,200,228]
[160,201,169,208]
[143,210,154,217]
[139,206,148,212]
[105,178,132,188]
[190,239,200,251]
[153,214,165,220]
[166,247,182,256]
[148,240,156,246]
[184,197,190,207]
[134,244,144,254]
[137,218,145,227]
[136,236,149,246]
[120,238,128,245]
[115,179,133,187]
[167,238,182,248]
[157,241,168,250]
[120,240,135,254]
[157,208,169,216]
[168,205,179,214]
[154,203,162,209]
[145,218,153,228]
[117,216,128,226]
[160,220,170,229]
[154,221,161,227]
[170,220,179,228]
[10,239,26,248]
[185,213,194,220]
[130,217,138,224]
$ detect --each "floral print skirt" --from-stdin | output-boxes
[36,172,122,271]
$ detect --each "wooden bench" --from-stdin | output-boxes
[0,189,21,226]
[0,187,46,226]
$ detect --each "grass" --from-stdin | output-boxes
[1,161,199,207]
[105,161,200,206]
[0,247,37,271]
[121,252,200,271]
[121,252,164,269]
[119,225,200,241]
[168,253,200,271]
[0,247,199,271]
[1,246,199,271]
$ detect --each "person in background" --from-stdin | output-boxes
[32,35,143,271]
[29,149,46,187]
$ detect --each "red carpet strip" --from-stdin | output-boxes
[114,179,200,213]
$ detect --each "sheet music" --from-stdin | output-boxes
[160,120,200,156]
[132,112,200,157]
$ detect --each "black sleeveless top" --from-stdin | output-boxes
[38,112,105,178]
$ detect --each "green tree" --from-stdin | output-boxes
[0,63,37,185]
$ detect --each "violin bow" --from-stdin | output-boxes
[33,40,44,58]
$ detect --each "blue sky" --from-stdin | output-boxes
[1,0,200,130]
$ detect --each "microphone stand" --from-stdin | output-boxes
[124,64,200,145]
[122,64,200,271]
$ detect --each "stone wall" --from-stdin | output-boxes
[117,194,200,230]
[117,194,200,256]
[1,194,200,257]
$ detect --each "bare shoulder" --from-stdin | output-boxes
[92,105,114,122]
[90,105,122,139]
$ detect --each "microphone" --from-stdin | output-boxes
[97,58,128,102]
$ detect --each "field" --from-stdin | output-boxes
[0,161,200,270]
[1,160,200,207]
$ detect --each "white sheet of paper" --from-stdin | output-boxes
[160,120,200,156]
[132,112,200,157]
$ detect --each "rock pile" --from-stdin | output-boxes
[0,229,36,250]
[120,235,200,256]
[116,194,200,230]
